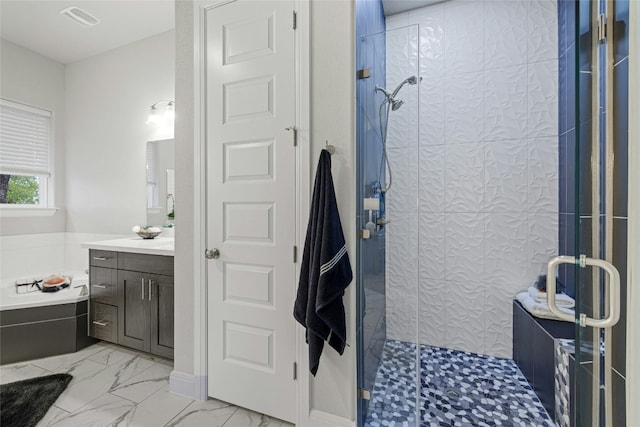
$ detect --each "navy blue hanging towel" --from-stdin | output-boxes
[294,149,353,376]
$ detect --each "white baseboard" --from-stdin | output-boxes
[169,370,207,400]
[308,409,355,427]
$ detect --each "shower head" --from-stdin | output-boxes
[376,76,418,111]
[390,75,418,99]
[391,99,404,111]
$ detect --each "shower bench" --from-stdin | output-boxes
[513,300,575,425]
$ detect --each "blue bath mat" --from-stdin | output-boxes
[0,373,72,427]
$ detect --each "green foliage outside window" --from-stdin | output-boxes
[0,174,40,204]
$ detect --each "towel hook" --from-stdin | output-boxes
[325,140,335,155]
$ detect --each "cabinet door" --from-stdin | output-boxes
[150,274,174,359]
[118,270,149,352]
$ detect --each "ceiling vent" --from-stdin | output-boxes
[59,6,101,27]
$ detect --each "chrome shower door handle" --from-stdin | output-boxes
[546,256,577,323]
[546,255,621,328]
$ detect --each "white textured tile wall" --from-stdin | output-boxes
[0,233,65,285]
[385,0,558,358]
[0,232,126,286]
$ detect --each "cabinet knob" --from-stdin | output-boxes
[205,248,220,260]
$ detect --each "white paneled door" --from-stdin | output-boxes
[205,0,296,423]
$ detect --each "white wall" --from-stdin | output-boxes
[65,31,175,235]
[0,232,128,285]
[309,0,357,420]
[0,39,66,235]
[173,0,196,381]
[385,0,559,358]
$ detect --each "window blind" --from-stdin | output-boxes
[0,99,52,177]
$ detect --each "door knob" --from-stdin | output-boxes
[205,248,220,259]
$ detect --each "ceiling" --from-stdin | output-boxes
[0,1,174,64]
[382,0,448,16]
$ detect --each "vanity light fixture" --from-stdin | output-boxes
[146,100,175,127]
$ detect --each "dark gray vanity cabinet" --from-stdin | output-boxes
[88,250,174,359]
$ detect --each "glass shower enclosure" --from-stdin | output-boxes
[356,24,421,424]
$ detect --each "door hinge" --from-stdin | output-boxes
[598,13,606,42]
[292,11,297,30]
[358,388,371,400]
[293,245,298,263]
[293,362,298,380]
[357,68,371,79]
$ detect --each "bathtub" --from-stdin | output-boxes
[0,274,96,364]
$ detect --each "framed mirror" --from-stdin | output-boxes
[146,139,174,227]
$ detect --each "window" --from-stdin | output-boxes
[0,99,52,208]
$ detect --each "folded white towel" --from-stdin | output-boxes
[528,286,575,308]
[516,292,575,321]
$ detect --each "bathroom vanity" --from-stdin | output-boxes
[82,238,174,359]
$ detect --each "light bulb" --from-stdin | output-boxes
[146,105,161,126]
[164,101,175,126]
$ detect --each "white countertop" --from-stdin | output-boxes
[81,237,175,256]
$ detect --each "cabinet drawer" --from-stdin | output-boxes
[118,253,173,276]
[90,267,117,305]
[90,302,117,343]
[89,250,117,269]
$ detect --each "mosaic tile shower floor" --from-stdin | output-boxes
[365,340,554,427]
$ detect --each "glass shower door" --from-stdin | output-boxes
[553,0,628,425]
[356,24,420,426]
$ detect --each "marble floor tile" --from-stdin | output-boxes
[47,391,136,427]
[36,406,69,427]
[0,362,51,384]
[123,385,193,427]
[223,407,293,427]
[165,400,237,427]
[54,354,154,413]
[54,357,110,383]
[88,344,143,367]
[110,362,172,403]
[8,343,293,427]
[30,342,110,373]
